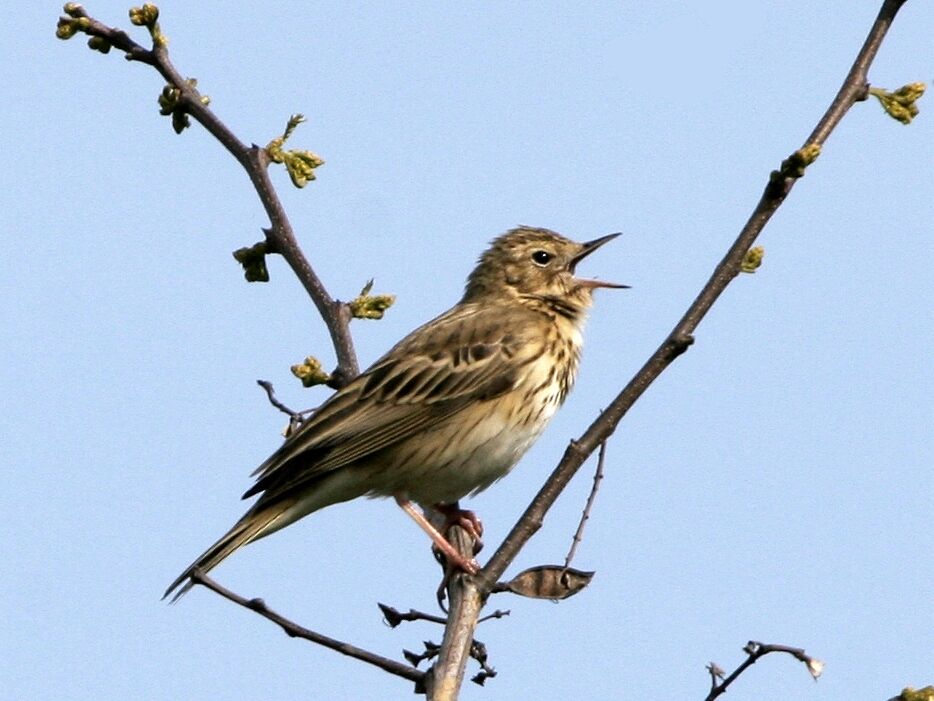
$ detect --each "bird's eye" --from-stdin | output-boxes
[531,250,553,266]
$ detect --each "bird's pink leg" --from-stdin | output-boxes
[394,496,480,575]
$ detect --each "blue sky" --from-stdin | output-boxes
[3,2,932,699]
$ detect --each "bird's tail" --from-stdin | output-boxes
[163,503,287,602]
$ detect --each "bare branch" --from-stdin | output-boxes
[427,530,486,700]
[188,569,424,688]
[705,640,824,701]
[58,6,359,382]
[563,439,607,570]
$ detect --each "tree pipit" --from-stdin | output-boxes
[165,226,624,600]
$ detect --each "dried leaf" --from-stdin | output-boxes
[504,565,594,600]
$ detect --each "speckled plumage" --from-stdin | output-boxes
[165,226,622,599]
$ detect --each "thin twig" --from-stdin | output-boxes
[477,609,511,624]
[379,603,447,627]
[563,440,607,570]
[64,7,359,383]
[256,380,300,420]
[705,640,824,701]
[188,568,424,686]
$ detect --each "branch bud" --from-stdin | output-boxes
[869,82,926,125]
[266,115,325,188]
[291,356,332,388]
[740,246,764,273]
[87,35,112,54]
[232,241,270,282]
[349,280,395,320]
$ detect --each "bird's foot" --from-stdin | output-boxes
[433,502,484,550]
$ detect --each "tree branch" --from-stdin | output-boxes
[188,568,425,689]
[705,640,824,701]
[479,0,910,590]
[59,5,359,382]
[432,0,913,696]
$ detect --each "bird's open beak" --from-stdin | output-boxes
[571,233,629,289]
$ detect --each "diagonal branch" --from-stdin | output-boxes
[432,0,913,697]
[61,6,359,383]
[189,568,425,689]
[479,0,910,590]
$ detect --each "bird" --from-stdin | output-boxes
[164,226,624,600]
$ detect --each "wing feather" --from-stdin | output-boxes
[244,303,536,504]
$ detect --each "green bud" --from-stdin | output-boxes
[87,35,111,54]
[63,3,84,18]
[291,356,331,387]
[56,17,79,39]
[266,115,324,188]
[157,80,204,134]
[281,150,325,188]
[740,246,764,274]
[770,144,822,186]
[870,82,925,125]
[349,280,395,320]
[129,4,159,26]
[232,241,270,282]
[894,687,934,701]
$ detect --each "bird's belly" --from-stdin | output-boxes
[371,398,559,505]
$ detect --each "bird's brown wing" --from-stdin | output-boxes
[243,304,535,502]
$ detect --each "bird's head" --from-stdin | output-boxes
[462,226,626,313]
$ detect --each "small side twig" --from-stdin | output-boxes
[188,568,424,687]
[379,603,447,627]
[256,380,300,420]
[468,640,497,686]
[477,609,511,624]
[563,439,607,571]
[705,640,824,701]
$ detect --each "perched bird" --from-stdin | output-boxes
[165,226,624,600]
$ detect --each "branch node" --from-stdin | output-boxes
[669,332,694,356]
[158,78,209,134]
[767,144,822,198]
